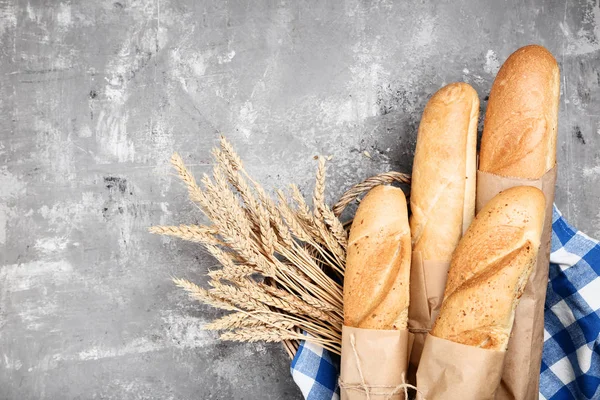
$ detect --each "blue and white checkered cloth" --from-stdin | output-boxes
[291,206,600,400]
[291,337,340,399]
[541,207,600,399]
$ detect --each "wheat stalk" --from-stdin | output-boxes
[216,144,297,251]
[204,312,295,331]
[173,278,237,312]
[313,157,326,220]
[155,137,350,355]
[219,135,244,171]
[220,327,298,343]
[209,279,271,312]
[149,225,222,245]
[278,189,345,276]
[259,283,341,326]
[321,204,348,249]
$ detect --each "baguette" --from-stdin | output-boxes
[431,186,545,350]
[410,82,479,261]
[480,45,559,179]
[343,185,411,329]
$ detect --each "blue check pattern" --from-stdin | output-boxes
[540,207,600,399]
[291,336,340,400]
[291,206,600,400]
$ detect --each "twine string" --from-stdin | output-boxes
[332,172,411,217]
[408,328,431,334]
[338,333,426,400]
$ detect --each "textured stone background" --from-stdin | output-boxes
[1,0,599,399]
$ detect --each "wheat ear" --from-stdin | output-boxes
[204,312,295,331]
[172,278,237,312]
[149,225,223,246]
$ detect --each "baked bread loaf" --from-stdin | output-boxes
[431,186,545,350]
[480,45,559,179]
[410,82,479,261]
[344,185,411,329]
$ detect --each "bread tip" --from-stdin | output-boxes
[512,44,558,67]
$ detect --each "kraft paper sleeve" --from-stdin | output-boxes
[416,334,506,400]
[340,326,410,400]
[476,165,557,400]
[407,252,450,385]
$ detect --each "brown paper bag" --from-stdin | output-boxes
[416,334,506,400]
[476,166,557,400]
[340,326,410,399]
[407,252,450,384]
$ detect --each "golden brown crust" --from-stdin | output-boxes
[431,186,545,350]
[480,45,559,179]
[410,82,479,261]
[343,185,411,329]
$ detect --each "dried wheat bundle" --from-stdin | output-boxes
[150,137,346,355]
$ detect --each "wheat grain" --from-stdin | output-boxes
[202,171,251,239]
[257,203,276,257]
[261,195,294,248]
[216,144,294,250]
[215,150,262,227]
[235,278,329,320]
[219,265,256,279]
[276,192,313,243]
[219,135,244,171]
[235,279,297,312]
[163,138,352,354]
[259,283,341,327]
[221,328,341,355]
[172,278,237,312]
[204,312,248,330]
[207,270,225,281]
[290,184,311,219]
[313,157,326,220]
[209,280,270,312]
[300,291,340,314]
[203,244,236,270]
[195,174,270,273]
[148,225,222,246]
[311,215,346,264]
[204,312,295,331]
[170,154,214,215]
[220,328,297,343]
[276,195,345,277]
[321,204,348,249]
[202,172,276,277]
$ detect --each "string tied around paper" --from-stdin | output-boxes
[338,333,426,400]
[408,327,431,334]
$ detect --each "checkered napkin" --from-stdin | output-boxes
[291,337,340,399]
[540,206,600,399]
[291,205,600,400]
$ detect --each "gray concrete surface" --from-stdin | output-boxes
[1,0,599,399]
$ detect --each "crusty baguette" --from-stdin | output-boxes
[431,186,545,350]
[344,185,411,329]
[480,45,559,179]
[410,82,479,261]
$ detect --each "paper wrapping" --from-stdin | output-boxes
[476,165,557,400]
[340,326,410,400]
[416,334,506,400]
[407,252,450,384]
